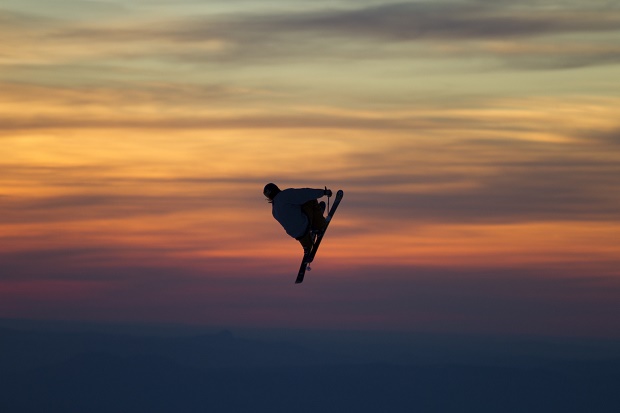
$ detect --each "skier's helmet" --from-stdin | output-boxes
[263,183,281,200]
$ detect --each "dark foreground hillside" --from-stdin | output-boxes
[1,322,619,413]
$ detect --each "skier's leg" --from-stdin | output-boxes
[312,202,326,232]
[296,231,314,255]
[302,200,326,232]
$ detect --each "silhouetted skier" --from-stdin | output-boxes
[263,183,332,255]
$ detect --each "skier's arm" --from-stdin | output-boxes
[288,188,327,205]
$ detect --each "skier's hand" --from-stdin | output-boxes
[324,188,333,197]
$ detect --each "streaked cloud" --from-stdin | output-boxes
[48,2,620,43]
[3,1,620,69]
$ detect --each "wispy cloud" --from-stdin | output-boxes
[66,2,619,43]
[3,1,620,69]
[223,2,620,41]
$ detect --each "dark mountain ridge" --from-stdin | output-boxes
[1,321,619,412]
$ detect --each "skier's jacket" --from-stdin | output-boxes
[271,188,325,239]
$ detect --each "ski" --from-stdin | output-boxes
[295,190,344,284]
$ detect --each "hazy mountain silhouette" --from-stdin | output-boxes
[1,321,619,412]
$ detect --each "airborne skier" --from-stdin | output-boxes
[263,183,332,255]
[263,183,344,283]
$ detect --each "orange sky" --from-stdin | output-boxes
[2,0,620,337]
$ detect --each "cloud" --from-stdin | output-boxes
[4,1,620,69]
[0,113,449,133]
[1,194,200,223]
[1,0,129,20]
[584,127,620,148]
[0,9,54,29]
[3,259,619,336]
[0,173,261,225]
[121,1,619,45]
[0,82,276,126]
[170,1,620,69]
[340,137,620,224]
[315,264,620,335]
[249,2,620,41]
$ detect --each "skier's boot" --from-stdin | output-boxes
[319,201,326,215]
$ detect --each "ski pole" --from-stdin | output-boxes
[325,186,330,212]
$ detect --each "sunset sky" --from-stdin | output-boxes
[2,0,619,338]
